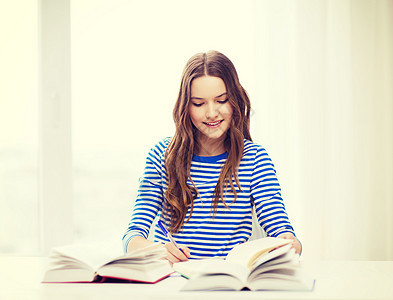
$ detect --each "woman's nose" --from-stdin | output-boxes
[206,102,219,119]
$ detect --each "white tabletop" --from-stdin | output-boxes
[0,256,392,300]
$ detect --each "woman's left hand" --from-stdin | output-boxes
[276,232,302,255]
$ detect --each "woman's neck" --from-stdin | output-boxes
[194,135,227,156]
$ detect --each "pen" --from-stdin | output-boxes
[157,220,186,255]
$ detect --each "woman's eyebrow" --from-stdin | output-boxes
[215,92,227,98]
[190,92,227,100]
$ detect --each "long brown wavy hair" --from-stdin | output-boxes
[164,50,252,233]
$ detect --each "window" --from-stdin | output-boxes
[0,1,39,254]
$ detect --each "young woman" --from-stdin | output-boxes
[123,50,301,264]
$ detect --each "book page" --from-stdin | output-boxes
[248,275,315,291]
[51,241,164,271]
[174,259,249,282]
[51,242,123,271]
[173,259,223,279]
[225,237,292,269]
[181,274,246,291]
[252,244,295,268]
[260,247,298,268]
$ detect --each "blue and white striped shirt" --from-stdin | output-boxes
[122,137,295,258]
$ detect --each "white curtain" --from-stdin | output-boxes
[252,0,393,260]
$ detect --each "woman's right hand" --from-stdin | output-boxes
[127,236,191,265]
[164,242,191,265]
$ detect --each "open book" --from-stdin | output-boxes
[42,243,173,283]
[173,237,315,291]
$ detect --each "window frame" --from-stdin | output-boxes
[38,0,73,255]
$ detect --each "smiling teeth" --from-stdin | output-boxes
[206,121,222,126]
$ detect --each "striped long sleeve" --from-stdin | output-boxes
[122,138,295,258]
[250,146,294,237]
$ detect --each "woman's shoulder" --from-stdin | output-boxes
[243,139,275,167]
[156,136,172,149]
[243,138,266,155]
[148,137,172,157]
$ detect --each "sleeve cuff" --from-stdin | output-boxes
[122,232,146,253]
[271,229,296,238]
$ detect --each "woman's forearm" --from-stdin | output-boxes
[126,236,156,252]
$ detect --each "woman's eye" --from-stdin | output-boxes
[192,102,203,107]
[218,98,229,104]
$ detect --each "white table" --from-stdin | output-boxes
[0,256,392,300]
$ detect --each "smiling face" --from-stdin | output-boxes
[189,76,233,154]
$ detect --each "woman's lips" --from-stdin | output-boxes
[203,120,224,128]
